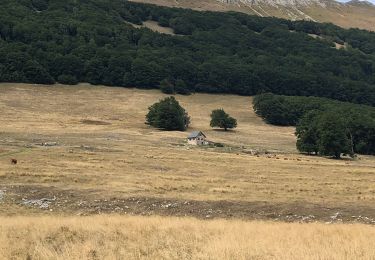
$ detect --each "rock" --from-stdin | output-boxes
[21,196,56,209]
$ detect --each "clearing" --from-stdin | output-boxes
[126,20,176,35]
[0,83,374,223]
[1,83,375,259]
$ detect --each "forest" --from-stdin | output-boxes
[1,0,375,105]
[253,93,375,156]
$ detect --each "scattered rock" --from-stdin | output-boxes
[330,212,342,221]
[22,197,56,209]
[6,186,375,225]
[325,212,343,224]
[161,202,178,209]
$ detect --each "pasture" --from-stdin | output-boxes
[0,83,374,258]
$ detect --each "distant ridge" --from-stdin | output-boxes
[346,0,374,6]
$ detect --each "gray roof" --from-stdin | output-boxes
[188,131,206,139]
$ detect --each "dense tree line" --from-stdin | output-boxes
[253,93,335,126]
[296,109,375,158]
[253,93,375,156]
[1,0,375,105]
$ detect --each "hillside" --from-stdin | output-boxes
[0,83,374,259]
[1,83,374,258]
[1,0,375,106]
[131,0,375,31]
[1,83,374,220]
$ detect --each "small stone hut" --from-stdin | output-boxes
[187,131,207,145]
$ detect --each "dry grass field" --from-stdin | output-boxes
[0,83,374,220]
[1,215,375,260]
[0,83,374,259]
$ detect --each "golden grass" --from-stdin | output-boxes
[0,83,374,211]
[1,215,374,260]
[0,84,374,259]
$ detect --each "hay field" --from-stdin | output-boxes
[0,83,374,259]
[1,215,374,260]
[0,83,374,220]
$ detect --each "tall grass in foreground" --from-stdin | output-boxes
[0,215,374,259]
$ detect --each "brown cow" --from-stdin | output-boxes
[11,159,17,165]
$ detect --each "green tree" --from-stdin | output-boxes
[23,61,54,84]
[57,74,78,85]
[160,78,174,94]
[210,109,237,131]
[317,112,351,159]
[296,111,319,155]
[158,17,170,27]
[31,0,48,11]
[146,96,190,131]
[175,79,190,95]
[131,59,164,88]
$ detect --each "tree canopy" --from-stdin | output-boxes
[296,111,353,158]
[253,93,375,156]
[1,0,375,105]
[210,109,237,131]
[146,96,190,131]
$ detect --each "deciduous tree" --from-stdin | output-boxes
[146,96,190,131]
[210,109,237,131]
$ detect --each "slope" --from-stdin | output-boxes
[1,0,375,106]
[131,0,375,31]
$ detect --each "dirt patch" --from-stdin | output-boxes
[3,185,375,225]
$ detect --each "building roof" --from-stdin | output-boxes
[188,131,206,139]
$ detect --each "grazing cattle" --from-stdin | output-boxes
[11,159,17,165]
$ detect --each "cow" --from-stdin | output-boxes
[11,159,17,165]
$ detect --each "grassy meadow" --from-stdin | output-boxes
[0,83,374,259]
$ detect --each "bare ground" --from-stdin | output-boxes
[1,185,375,225]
